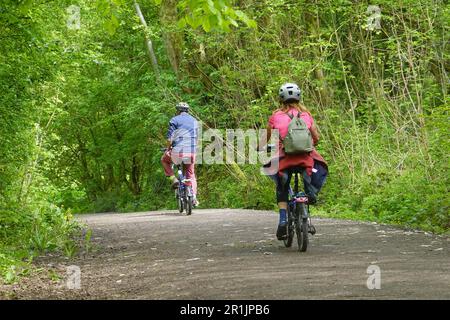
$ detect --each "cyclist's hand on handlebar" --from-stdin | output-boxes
[256,144,275,152]
[266,144,275,152]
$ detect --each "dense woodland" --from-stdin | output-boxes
[0,0,448,280]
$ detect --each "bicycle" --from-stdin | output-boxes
[261,144,316,252]
[283,168,316,252]
[161,148,195,215]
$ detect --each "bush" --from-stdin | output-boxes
[0,203,79,283]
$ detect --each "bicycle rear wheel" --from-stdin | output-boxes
[186,196,193,215]
[185,186,194,215]
[283,207,294,247]
[283,221,294,247]
[296,204,309,252]
[297,219,308,252]
[176,189,184,213]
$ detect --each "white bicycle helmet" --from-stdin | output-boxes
[279,83,301,102]
[176,102,190,112]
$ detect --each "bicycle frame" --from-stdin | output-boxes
[173,163,193,196]
[173,162,194,215]
[288,171,309,220]
[162,148,194,215]
[284,168,314,252]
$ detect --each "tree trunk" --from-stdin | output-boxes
[160,0,183,79]
[304,3,333,109]
[128,155,141,195]
[134,1,160,80]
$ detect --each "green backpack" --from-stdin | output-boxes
[282,112,313,154]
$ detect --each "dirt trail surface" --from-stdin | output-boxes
[2,209,449,299]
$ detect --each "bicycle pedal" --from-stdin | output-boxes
[308,225,316,235]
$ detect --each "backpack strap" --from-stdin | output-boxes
[285,111,302,119]
[284,112,294,120]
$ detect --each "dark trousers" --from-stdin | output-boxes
[271,168,318,203]
[266,158,327,204]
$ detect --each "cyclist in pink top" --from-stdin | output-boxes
[260,83,323,240]
[268,104,316,159]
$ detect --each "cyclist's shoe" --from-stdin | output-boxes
[168,176,179,189]
[308,224,316,235]
[276,223,288,240]
[192,196,199,207]
[307,195,317,205]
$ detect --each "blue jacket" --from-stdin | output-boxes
[166,112,198,154]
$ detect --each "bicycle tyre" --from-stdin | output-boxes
[296,204,309,252]
[186,196,193,215]
[177,190,184,213]
[283,221,294,247]
[298,219,308,252]
[283,205,294,247]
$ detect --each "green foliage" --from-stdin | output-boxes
[96,0,256,35]
[84,229,93,253]
[0,203,79,282]
[176,0,257,32]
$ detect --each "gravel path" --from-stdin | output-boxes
[2,209,449,299]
